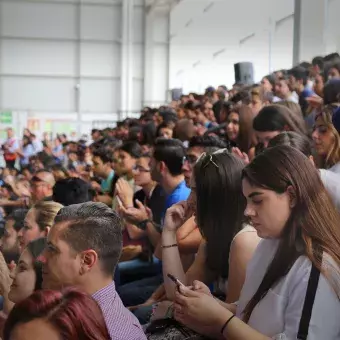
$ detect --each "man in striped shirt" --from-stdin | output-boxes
[41,202,147,340]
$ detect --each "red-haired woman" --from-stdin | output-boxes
[3,288,110,340]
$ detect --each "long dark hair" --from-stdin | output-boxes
[26,238,46,291]
[194,151,246,279]
[268,131,312,157]
[228,105,257,154]
[253,105,307,135]
[242,146,340,322]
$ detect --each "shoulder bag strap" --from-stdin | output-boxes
[297,264,321,340]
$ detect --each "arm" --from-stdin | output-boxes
[146,222,161,248]
[154,216,202,259]
[16,149,24,158]
[0,199,26,208]
[220,310,270,340]
[125,222,146,240]
[119,200,162,247]
[177,227,202,254]
[226,230,260,303]
[174,286,270,340]
[95,194,113,206]
[163,235,208,300]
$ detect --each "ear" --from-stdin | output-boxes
[43,226,51,236]
[80,250,98,274]
[287,185,297,208]
[309,155,315,167]
[159,161,166,173]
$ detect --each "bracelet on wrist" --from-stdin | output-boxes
[221,315,235,334]
[161,243,178,249]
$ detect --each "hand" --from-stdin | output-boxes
[150,301,173,321]
[196,125,207,136]
[119,199,152,224]
[0,253,12,296]
[116,178,134,208]
[163,201,187,233]
[128,297,157,312]
[306,95,323,109]
[192,280,212,296]
[173,286,230,337]
[232,147,249,165]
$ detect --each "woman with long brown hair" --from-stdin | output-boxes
[312,106,340,172]
[173,146,340,339]
[226,105,257,159]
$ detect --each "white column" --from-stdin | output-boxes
[121,0,134,119]
[293,0,328,64]
[143,5,170,107]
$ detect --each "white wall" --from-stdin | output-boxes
[169,0,295,92]
[0,0,145,137]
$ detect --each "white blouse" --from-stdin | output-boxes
[236,239,340,339]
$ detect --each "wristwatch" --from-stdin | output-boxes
[137,219,150,230]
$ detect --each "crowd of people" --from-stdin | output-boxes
[0,51,340,339]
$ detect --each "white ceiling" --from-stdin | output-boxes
[169,0,295,90]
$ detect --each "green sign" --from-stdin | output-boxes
[0,111,12,124]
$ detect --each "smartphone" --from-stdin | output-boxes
[167,273,185,288]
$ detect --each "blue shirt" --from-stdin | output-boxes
[161,180,191,225]
[101,170,115,193]
[20,144,35,166]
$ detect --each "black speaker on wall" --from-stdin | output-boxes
[171,88,183,101]
[234,62,254,85]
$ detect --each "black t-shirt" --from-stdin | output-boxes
[133,184,166,225]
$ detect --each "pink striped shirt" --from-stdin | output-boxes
[93,281,147,340]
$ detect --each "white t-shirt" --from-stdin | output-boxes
[329,162,340,174]
[320,169,340,212]
[236,239,340,339]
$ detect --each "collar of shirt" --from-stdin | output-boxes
[92,280,116,303]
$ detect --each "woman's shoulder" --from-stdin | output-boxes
[232,225,261,248]
[277,252,340,299]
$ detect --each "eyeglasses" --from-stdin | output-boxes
[183,154,199,165]
[133,165,151,173]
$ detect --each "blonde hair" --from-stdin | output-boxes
[32,201,63,231]
[317,107,340,169]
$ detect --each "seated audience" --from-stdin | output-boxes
[92,148,115,206]
[0,209,28,264]
[162,150,260,304]
[268,131,340,211]
[41,202,147,340]
[253,104,307,151]
[173,146,340,339]
[30,170,55,203]
[226,105,256,159]
[17,201,62,252]
[117,152,167,284]
[118,138,190,314]
[0,237,46,324]
[312,106,340,172]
